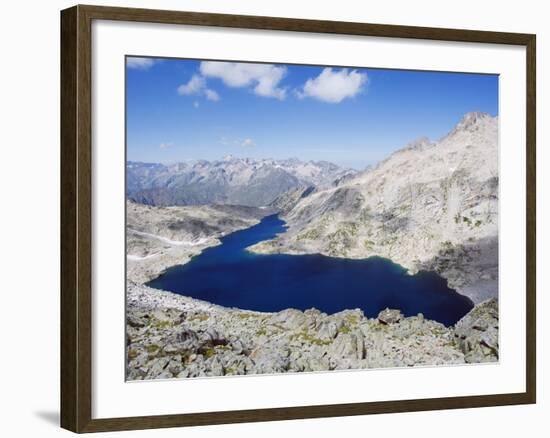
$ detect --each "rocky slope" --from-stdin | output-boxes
[249,112,499,303]
[127,157,354,207]
[126,201,270,283]
[126,282,498,380]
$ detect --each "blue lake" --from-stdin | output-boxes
[147,214,473,326]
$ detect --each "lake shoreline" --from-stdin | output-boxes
[145,214,473,327]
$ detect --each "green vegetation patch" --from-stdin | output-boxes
[297,227,323,241]
[224,367,237,375]
[146,344,160,353]
[345,313,361,326]
[291,330,332,346]
[152,319,175,329]
[455,214,482,228]
[237,312,258,320]
[338,325,351,334]
[188,313,210,322]
[363,239,376,249]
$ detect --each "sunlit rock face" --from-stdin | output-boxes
[249,113,499,303]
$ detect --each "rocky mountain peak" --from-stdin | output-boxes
[455,111,493,130]
[403,136,433,152]
[438,112,496,147]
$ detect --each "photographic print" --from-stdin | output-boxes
[125,57,499,381]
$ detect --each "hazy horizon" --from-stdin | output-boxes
[128,154,367,170]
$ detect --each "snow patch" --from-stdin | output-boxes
[128,229,211,247]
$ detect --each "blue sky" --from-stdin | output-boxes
[126,56,498,169]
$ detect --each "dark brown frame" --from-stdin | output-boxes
[61,4,536,433]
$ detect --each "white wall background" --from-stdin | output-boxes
[0,0,546,436]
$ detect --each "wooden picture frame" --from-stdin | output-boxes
[61,4,536,433]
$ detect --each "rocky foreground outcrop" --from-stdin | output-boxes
[126,282,498,380]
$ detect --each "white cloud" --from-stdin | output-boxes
[219,136,256,148]
[200,61,287,100]
[126,57,157,70]
[204,89,220,101]
[178,74,220,102]
[177,75,206,95]
[159,142,173,149]
[297,68,367,103]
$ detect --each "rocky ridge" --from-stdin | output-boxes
[248,112,499,303]
[127,157,355,207]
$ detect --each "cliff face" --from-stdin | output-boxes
[249,113,499,303]
[126,283,498,380]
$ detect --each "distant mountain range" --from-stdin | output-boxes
[127,157,355,207]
